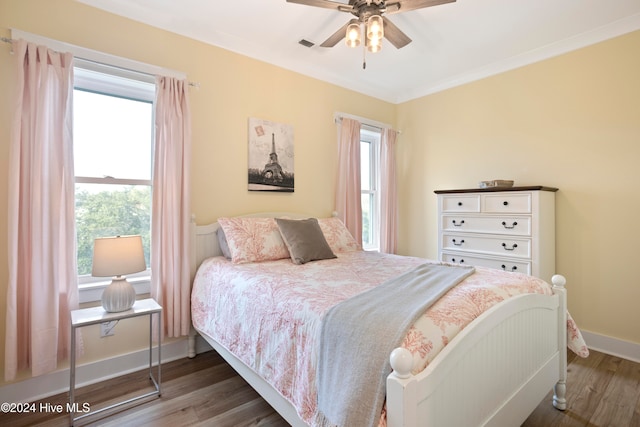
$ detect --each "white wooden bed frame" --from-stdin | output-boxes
[188,213,567,427]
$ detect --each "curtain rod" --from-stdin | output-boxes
[1,35,200,89]
[334,112,401,134]
[76,57,201,89]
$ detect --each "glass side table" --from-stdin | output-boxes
[69,298,162,425]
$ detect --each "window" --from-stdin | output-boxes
[360,127,381,251]
[73,61,155,288]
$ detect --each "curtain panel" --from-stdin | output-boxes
[335,118,363,247]
[151,76,192,338]
[379,128,399,254]
[6,40,79,380]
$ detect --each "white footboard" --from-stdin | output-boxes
[387,275,567,427]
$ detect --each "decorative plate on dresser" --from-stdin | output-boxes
[435,186,558,282]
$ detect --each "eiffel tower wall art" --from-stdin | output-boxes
[248,117,294,192]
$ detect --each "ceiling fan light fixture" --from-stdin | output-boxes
[367,39,382,53]
[345,20,361,48]
[366,15,384,41]
[292,0,454,63]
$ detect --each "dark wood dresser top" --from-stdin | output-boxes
[434,186,558,194]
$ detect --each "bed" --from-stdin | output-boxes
[188,212,588,427]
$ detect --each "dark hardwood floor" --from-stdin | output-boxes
[523,350,640,427]
[2,349,638,426]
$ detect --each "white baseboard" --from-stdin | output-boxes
[0,336,212,404]
[581,330,640,363]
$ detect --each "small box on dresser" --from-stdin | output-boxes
[435,186,558,282]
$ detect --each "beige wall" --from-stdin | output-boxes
[1,0,638,391]
[0,0,395,386]
[396,30,640,346]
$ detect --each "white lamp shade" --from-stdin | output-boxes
[92,235,146,277]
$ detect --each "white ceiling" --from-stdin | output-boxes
[76,0,640,103]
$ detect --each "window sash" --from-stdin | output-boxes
[361,129,381,251]
[74,85,156,185]
[75,176,151,186]
[73,63,155,290]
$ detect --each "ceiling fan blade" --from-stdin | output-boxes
[383,17,412,49]
[286,0,354,13]
[320,21,351,47]
[385,0,455,15]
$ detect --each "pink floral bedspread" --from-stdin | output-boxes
[191,251,588,426]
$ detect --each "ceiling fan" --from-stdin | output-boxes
[287,0,455,51]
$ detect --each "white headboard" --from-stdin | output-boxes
[189,212,322,281]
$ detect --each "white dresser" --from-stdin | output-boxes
[435,186,558,282]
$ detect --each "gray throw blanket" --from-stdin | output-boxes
[315,263,475,427]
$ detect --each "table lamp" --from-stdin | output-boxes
[92,235,146,312]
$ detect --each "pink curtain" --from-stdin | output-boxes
[380,128,399,254]
[5,40,78,380]
[151,76,192,338]
[335,118,362,246]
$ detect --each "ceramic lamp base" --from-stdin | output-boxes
[101,277,136,312]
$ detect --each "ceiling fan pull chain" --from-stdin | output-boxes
[362,37,367,69]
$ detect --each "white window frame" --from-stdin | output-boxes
[361,126,381,251]
[73,60,156,302]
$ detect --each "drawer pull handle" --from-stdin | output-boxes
[502,243,518,251]
[501,264,518,272]
[452,239,465,246]
[503,201,509,206]
[501,221,518,229]
[452,220,465,227]
[457,202,463,206]
[451,258,464,264]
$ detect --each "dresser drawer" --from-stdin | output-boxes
[482,193,532,213]
[441,252,531,275]
[441,233,531,258]
[441,195,480,213]
[441,215,531,236]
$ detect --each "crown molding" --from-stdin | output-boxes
[398,13,640,103]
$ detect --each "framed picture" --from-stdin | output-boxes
[248,117,294,192]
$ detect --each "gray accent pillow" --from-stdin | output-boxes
[217,227,232,259]
[276,218,337,265]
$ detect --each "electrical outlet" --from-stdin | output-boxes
[100,321,117,337]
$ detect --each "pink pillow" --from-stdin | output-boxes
[317,217,361,253]
[217,217,290,263]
